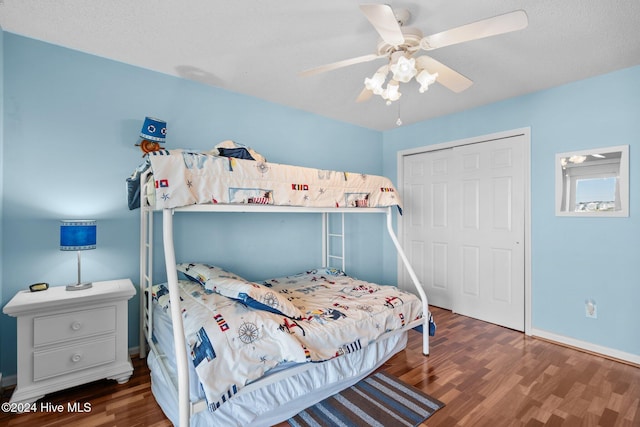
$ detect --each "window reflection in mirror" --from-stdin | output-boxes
[556,145,629,217]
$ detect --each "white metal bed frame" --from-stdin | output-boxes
[138,175,430,427]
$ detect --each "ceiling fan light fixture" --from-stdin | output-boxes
[390,56,417,83]
[364,71,387,95]
[302,5,528,111]
[382,81,401,104]
[416,69,439,93]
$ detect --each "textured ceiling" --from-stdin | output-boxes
[1,1,640,131]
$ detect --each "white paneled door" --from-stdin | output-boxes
[402,134,526,331]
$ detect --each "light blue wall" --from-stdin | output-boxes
[382,65,640,357]
[2,30,638,380]
[0,33,383,377]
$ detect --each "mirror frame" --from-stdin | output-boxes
[555,145,629,217]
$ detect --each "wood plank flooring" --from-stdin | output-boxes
[383,307,640,427]
[2,306,639,426]
[0,354,171,427]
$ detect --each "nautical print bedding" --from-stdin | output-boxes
[128,149,402,211]
[152,267,422,412]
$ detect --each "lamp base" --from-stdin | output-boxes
[66,282,93,291]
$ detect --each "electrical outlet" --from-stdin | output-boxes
[585,299,597,319]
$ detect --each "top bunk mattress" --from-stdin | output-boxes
[127,149,402,211]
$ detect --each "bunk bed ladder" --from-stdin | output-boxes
[322,212,345,271]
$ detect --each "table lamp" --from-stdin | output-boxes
[60,220,96,291]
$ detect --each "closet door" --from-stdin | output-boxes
[403,148,455,310]
[402,134,526,331]
[450,136,525,331]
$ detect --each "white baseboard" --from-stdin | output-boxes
[2,373,15,388]
[128,345,140,357]
[531,328,640,366]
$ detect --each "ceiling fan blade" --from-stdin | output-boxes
[356,88,373,102]
[299,53,384,77]
[420,10,528,51]
[360,4,405,46]
[416,56,473,93]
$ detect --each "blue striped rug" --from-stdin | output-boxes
[287,371,444,427]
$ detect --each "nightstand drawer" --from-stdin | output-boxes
[33,306,116,347]
[33,335,116,381]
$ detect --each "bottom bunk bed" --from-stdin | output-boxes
[140,207,431,427]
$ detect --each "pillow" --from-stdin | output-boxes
[218,147,256,160]
[177,263,302,319]
[208,140,267,163]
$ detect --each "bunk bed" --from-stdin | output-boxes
[129,146,431,427]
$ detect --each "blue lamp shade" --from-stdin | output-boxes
[60,220,97,251]
[140,117,167,142]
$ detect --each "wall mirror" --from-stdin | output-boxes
[556,145,629,217]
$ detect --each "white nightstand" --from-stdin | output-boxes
[3,279,136,404]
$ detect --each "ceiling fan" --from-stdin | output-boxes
[300,4,528,103]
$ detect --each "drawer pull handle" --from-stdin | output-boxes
[71,321,82,331]
[71,354,82,363]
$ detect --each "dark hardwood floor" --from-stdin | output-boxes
[2,306,639,426]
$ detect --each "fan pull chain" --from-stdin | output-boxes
[396,102,403,126]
